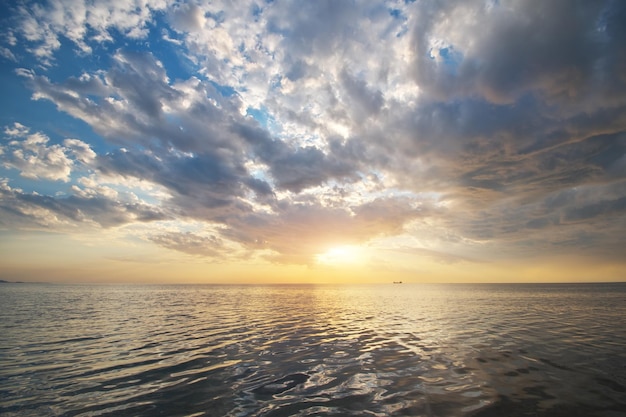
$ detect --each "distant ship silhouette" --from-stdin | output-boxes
[393,281,402,284]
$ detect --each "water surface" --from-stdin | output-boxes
[1,283,625,416]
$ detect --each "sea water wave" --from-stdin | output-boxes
[1,283,625,416]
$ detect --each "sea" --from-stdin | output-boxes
[1,283,625,417]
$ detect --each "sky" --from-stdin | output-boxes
[0,0,625,284]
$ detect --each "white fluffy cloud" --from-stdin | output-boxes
[0,123,95,182]
[10,0,171,63]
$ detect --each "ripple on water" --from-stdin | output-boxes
[1,283,625,416]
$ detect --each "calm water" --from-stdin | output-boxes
[1,283,625,417]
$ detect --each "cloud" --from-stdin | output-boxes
[1,0,625,271]
[0,178,166,230]
[409,0,626,104]
[0,124,94,182]
[8,0,170,64]
[0,46,17,62]
[64,138,96,164]
[94,147,254,222]
[168,3,206,33]
[19,50,372,198]
[4,122,30,137]
[340,69,385,122]
[221,195,428,265]
[149,231,225,258]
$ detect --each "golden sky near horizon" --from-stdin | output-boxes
[1,0,625,283]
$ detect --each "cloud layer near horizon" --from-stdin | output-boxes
[1,0,625,276]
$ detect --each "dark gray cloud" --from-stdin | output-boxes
[439,178,626,262]
[340,69,385,122]
[266,0,360,59]
[234,117,367,194]
[410,0,626,104]
[106,50,183,120]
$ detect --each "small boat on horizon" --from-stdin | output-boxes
[393,281,402,284]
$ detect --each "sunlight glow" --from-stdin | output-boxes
[315,245,363,266]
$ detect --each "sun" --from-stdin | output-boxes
[315,245,363,266]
